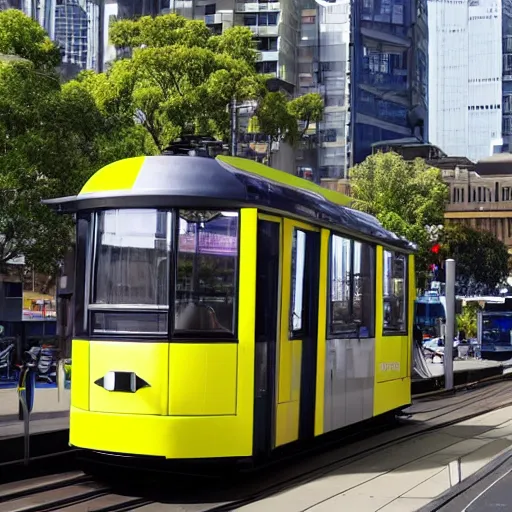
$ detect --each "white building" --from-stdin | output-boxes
[428,0,502,162]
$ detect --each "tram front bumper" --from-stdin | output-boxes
[70,407,252,459]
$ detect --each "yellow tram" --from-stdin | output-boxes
[44,154,416,464]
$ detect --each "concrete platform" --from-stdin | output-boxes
[0,385,69,415]
[425,359,505,378]
[0,387,70,465]
[412,359,512,395]
[237,385,512,512]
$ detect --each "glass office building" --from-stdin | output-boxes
[297,0,428,180]
[351,0,429,168]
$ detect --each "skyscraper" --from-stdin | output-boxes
[298,0,429,181]
[428,0,502,162]
[352,0,428,167]
[502,0,512,151]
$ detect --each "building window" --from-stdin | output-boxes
[259,12,278,25]
[91,209,171,336]
[504,117,512,136]
[256,61,277,74]
[175,211,239,336]
[504,54,512,73]
[329,235,375,337]
[4,282,22,298]
[243,14,257,25]
[290,229,307,334]
[452,187,465,203]
[257,37,278,51]
[204,3,216,14]
[503,187,511,201]
[383,250,407,334]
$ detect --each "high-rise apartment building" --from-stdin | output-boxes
[428,0,502,162]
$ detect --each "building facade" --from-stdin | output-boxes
[298,0,430,181]
[428,0,502,162]
[351,0,429,168]
[360,142,512,253]
[444,154,512,252]
[503,0,512,150]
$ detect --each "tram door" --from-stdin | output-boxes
[253,219,281,458]
[276,221,320,448]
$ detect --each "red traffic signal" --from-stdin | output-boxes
[431,243,441,254]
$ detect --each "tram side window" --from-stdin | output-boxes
[330,235,375,337]
[290,229,307,335]
[91,209,170,335]
[174,211,238,336]
[383,250,407,333]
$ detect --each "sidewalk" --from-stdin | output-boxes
[237,404,512,511]
[0,387,70,418]
[0,387,70,440]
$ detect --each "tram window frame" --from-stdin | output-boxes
[289,228,307,339]
[88,208,172,339]
[172,209,240,341]
[328,233,376,339]
[382,249,408,335]
[74,212,92,339]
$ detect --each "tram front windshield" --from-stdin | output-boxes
[89,209,239,337]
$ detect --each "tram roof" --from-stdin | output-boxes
[42,155,415,252]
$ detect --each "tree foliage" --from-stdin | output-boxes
[0,11,325,274]
[0,11,143,274]
[0,10,60,70]
[81,14,324,150]
[440,223,510,293]
[77,14,265,151]
[457,301,481,339]
[255,91,324,145]
[350,152,448,276]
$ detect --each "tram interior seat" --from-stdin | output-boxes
[175,302,230,332]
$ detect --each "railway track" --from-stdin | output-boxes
[2,378,512,512]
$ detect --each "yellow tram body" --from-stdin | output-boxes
[45,155,416,463]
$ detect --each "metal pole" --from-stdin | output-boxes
[230,98,238,157]
[444,259,455,391]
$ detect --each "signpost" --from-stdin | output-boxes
[444,259,456,391]
[17,350,37,466]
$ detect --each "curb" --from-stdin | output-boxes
[0,410,69,424]
[418,446,512,511]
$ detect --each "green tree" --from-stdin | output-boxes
[255,91,298,144]
[440,223,510,293]
[0,10,60,70]
[287,93,324,138]
[457,302,481,339]
[78,14,264,151]
[256,91,324,145]
[0,12,137,274]
[350,152,448,281]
